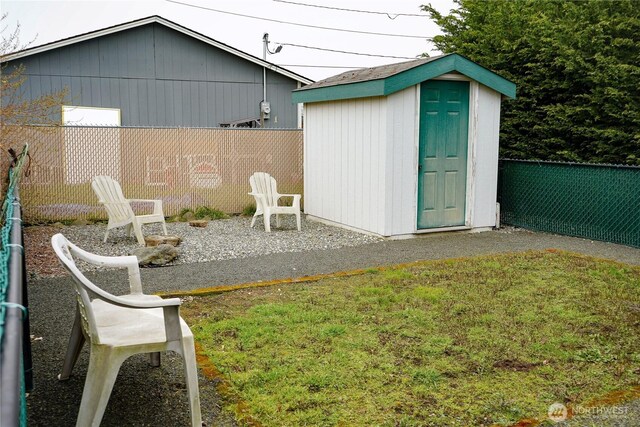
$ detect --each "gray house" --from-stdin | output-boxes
[2,16,312,128]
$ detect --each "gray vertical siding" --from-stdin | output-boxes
[7,23,300,128]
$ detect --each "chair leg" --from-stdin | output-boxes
[276,214,281,228]
[58,307,86,381]
[181,337,202,427]
[149,352,161,367]
[250,213,259,228]
[125,224,133,237]
[132,222,146,246]
[103,230,109,243]
[296,211,301,231]
[76,347,125,427]
[264,212,271,232]
[161,221,168,236]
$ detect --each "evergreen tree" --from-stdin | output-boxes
[423,0,640,164]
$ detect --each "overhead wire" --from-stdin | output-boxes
[273,42,418,59]
[165,0,432,39]
[272,0,428,19]
[278,64,366,69]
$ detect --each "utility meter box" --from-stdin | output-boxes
[260,101,271,119]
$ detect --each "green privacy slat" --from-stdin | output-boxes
[498,159,640,248]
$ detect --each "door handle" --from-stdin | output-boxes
[418,164,422,172]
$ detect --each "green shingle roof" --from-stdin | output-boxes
[292,53,515,104]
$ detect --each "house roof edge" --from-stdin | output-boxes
[1,15,314,85]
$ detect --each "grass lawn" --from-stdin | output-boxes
[181,250,640,426]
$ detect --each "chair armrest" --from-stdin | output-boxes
[66,245,144,294]
[71,244,138,269]
[127,199,164,216]
[127,198,159,204]
[93,288,182,309]
[276,194,301,208]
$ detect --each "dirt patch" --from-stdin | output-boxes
[24,225,66,278]
[493,359,541,372]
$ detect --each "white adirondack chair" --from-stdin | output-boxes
[91,176,167,245]
[249,172,301,232]
[51,233,202,427]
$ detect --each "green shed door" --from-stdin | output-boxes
[417,80,470,229]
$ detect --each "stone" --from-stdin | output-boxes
[131,244,178,267]
[71,218,91,226]
[52,222,66,229]
[189,220,208,228]
[144,235,182,247]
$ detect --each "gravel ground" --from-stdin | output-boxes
[25,215,381,279]
[24,222,640,427]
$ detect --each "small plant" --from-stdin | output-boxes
[574,347,616,363]
[194,206,227,220]
[242,204,257,216]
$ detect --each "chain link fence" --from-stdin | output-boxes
[498,159,640,248]
[10,126,303,222]
[1,145,31,427]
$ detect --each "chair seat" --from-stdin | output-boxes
[269,206,298,214]
[92,299,193,347]
[135,213,165,223]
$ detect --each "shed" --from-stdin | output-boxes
[292,53,515,237]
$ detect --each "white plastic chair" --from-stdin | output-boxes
[91,176,167,245]
[51,233,202,427]
[249,172,301,232]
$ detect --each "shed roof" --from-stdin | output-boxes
[292,53,515,103]
[1,15,314,85]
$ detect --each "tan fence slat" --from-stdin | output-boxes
[12,126,303,222]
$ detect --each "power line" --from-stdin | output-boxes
[273,0,428,19]
[278,64,365,69]
[275,42,418,59]
[165,0,432,39]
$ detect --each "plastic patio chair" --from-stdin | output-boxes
[249,172,301,232]
[51,233,201,427]
[91,176,167,245]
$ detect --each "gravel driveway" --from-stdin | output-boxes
[24,217,640,426]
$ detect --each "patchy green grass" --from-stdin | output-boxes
[182,251,640,427]
[241,204,257,216]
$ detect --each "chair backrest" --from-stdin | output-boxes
[51,233,104,344]
[91,176,134,222]
[249,172,279,207]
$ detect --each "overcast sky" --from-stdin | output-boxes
[2,0,456,81]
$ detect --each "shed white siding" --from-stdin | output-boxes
[304,97,388,235]
[384,87,419,236]
[471,84,502,227]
